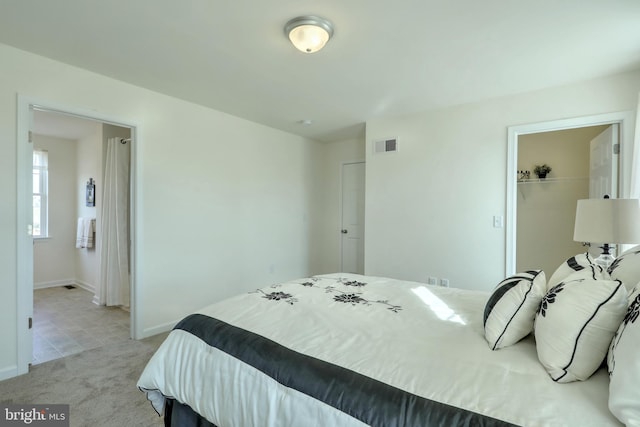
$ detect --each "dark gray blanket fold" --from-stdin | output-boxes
[174,313,518,427]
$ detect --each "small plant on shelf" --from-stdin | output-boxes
[534,164,552,179]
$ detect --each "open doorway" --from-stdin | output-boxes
[515,125,614,276]
[31,110,133,364]
[16,97,137,374]
[505,111,634,277]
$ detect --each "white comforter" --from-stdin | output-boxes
[138,273,621,426]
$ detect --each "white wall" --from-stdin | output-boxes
[517,127,604,179]
[0,43,329,379]
[33,126,105,291]
[32,135,77,287]
[365,70,640,291]
[74,122,102,290]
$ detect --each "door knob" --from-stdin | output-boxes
[341,229,348,234]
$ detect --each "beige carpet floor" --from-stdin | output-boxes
[0,332,169,427]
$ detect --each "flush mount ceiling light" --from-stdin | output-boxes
[284,15,334,53]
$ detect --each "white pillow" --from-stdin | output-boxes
[534,272,627,383]
[547,252,604,290]
[608,245,640,291]
[608,286,640,425]
[483,270,546,350]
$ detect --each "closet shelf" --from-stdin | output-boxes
[517,177,588,184]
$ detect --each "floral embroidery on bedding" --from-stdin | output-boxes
[326,286,402,312]
[256,289,298,305]
[332,292,367,305]
[251,277,402,313]
[343,280,367,287]
[297,277,367,289]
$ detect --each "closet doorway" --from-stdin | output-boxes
[16,98,137,374]
[515,125,614,276]
[505,111,634,278]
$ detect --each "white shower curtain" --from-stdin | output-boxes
[98,137,130,307]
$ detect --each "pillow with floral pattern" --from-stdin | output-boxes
[607,285,640,425]
[483,270,546,350]
[608,245,640,291]
[546,252,605,290]
[534,271,627,383]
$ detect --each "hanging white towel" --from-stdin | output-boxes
[76,218,85,248]
[76,217,95,249]
[84,218,95,248]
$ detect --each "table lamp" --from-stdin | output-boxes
[573,198,640,269]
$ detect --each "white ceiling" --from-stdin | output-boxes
[1,0,639,142]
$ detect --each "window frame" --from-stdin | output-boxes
[33,149,49,238]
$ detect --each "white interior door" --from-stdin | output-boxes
[341,162,365,274]
[589,124,620,256]
[589,124,619,199]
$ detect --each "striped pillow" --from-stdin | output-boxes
[483,270,546,350]
[534,272,627,383]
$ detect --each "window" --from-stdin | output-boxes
[33,150,48,238]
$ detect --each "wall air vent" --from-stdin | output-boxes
[373,138,398,154]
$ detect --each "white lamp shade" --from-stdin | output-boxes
[573,198,640,244]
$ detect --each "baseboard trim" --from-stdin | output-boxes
[0,365,18,382]
[142,320,178,339]
[34,279,76,290]
[73,280,95,294]
[34,279,95,294]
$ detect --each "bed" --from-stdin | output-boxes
[137,272,633,426]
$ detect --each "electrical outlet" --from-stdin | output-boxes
[440,278,450,287]
[427,277,437,285]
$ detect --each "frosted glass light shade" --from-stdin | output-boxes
[285,16,333,53]
[573,198,640,244]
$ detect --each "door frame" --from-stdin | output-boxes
[340,160,365,273]
[505,111,634,277]
[16,95,140,376]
